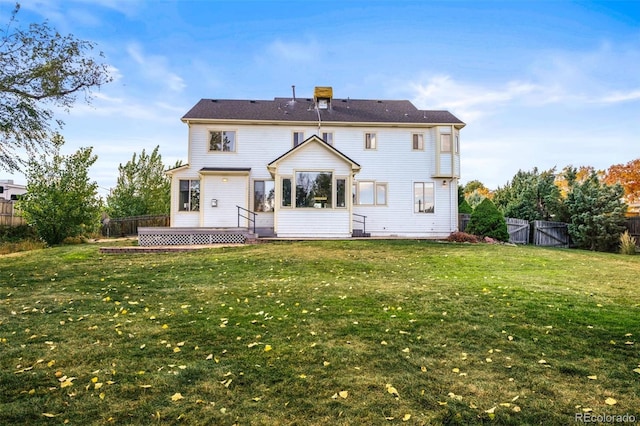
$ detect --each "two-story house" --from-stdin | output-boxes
[154,87,464,243]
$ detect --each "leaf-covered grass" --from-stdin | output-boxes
[1,241,639,425]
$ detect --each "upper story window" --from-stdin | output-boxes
[179,179,200,211]
[365,132,377,150]
[322,132,334,146]
[440,133,451,153]
[293,131,305,147]
[455,134,460,153]
[412,133,424,150]
[209,131,236,152]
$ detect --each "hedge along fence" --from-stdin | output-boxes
[101,215,170,237]
[459,214,638,247]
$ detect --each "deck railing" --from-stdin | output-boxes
[237,205,257,234]
[352,213,367,235]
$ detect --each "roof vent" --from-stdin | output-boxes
[314,86,333,110]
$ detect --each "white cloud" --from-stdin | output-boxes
[409,75,542,123]
[598,89,640,104]
[126,43,186,93]
[264,38,322,63]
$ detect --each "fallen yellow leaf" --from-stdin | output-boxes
[605,397,617,405]
[587,375,597,380]
[385,384,400,398]
[264,344,272,352]
[402,414,411,421]
[339,390,348,399]
[171,392,184,402]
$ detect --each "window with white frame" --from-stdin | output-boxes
[295,171,332,208]
[412,133,424,150]
[376,183,387,205]
[414,182,434,213]
[281,177,292,207]
[254,180,275,212]
[364,132,377,150]
[209,131,236,152]
[322,132,334,146]
[179,179,200,211]
[353,181,387,205]
[336,178,347,208]
[455,134,460,153]
[281,173,345,209]
[293,131,305,147]
[440,133,451,153]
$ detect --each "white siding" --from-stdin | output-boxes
[274,140,353,237]
[173,121,461,237]
[201,175,248,227]
[277,210,351,237]
[169,169,201,227]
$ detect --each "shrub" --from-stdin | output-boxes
[446,232,479,243]
[465,198,510,241]
[0,225,38,242]
[458,199,473,214]
[620,231,637,255]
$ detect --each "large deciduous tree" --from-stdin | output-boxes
[106,146,173,218]
[604,158,640,206]
[18,135,102,245]
[0,3,112,172]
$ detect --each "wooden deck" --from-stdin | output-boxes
[137,227,258,246]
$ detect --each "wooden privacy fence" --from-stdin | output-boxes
[458,214,568,247]
[459,214,639,248]
[626,217,640,243]
[102,215,169,237]
[0,200,26,226]
[506,218,530,245]
[532,220,570,248]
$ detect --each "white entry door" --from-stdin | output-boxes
[202,175,248,228]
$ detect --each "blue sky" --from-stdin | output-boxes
[2,0,639,196]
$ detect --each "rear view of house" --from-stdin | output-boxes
[163,86,464,241]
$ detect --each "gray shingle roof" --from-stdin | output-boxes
[182,97,464,125]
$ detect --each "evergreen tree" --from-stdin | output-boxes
[493,168,564,221]
[458,198,473,214]
[565,170,627,252]
[465,198,510,241]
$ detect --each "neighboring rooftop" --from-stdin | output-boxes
[182,90,464,126]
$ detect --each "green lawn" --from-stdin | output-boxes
[0,240,639,425]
